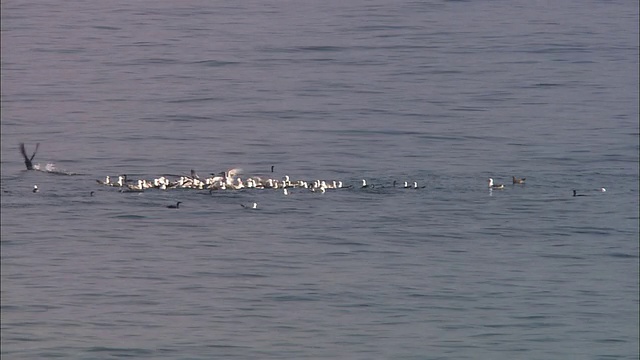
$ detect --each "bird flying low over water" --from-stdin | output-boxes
[20,143,39,170]
[19,142,79,175]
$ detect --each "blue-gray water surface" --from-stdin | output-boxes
[1,1,638,359]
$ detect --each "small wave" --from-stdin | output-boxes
[32,163,80,176]
[607,252,638,259]
[111,214,148,219]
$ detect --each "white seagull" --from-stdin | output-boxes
[488,178,504,189]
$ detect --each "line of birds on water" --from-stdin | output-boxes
[90,170,435,210]
[28,172,608,209]
[20,143,606,208]
[94,172,529,193]
[94,169,355,193]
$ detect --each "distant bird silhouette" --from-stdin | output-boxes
[167,201,182,209]
[573,190,587,197]
[20,143,39,170]
[90,191,95,197]
[241,202,258,209]
[32,185,39,193]
[512,176,526,184]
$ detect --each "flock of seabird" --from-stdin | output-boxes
[20,143,606,207]
[94,171,352,193]
[91,170,436,210]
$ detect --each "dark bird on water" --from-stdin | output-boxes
[167,201,182,209]
[512,176,526,184]
[33,185,39,193]
[573,190,587,197]
[20,143,39,170]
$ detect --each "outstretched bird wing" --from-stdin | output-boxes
[30,143,39,161]
[20,143,34,169]
[20,143,29,161]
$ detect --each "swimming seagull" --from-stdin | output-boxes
[283,188,289,195]
[241,202,258,209]
[488,178,504,189]
[32,185,39,193]
[361,179,369,188]
[512,176,526,184]
[96,175,111,185]
[115,175,127,187]
[20,143,39,170]
[167,201,182,209]
[227,168,242,177]
[126,179,145,192]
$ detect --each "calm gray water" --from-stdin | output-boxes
[1,1,638,359]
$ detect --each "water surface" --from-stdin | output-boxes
[1,1,638,359]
